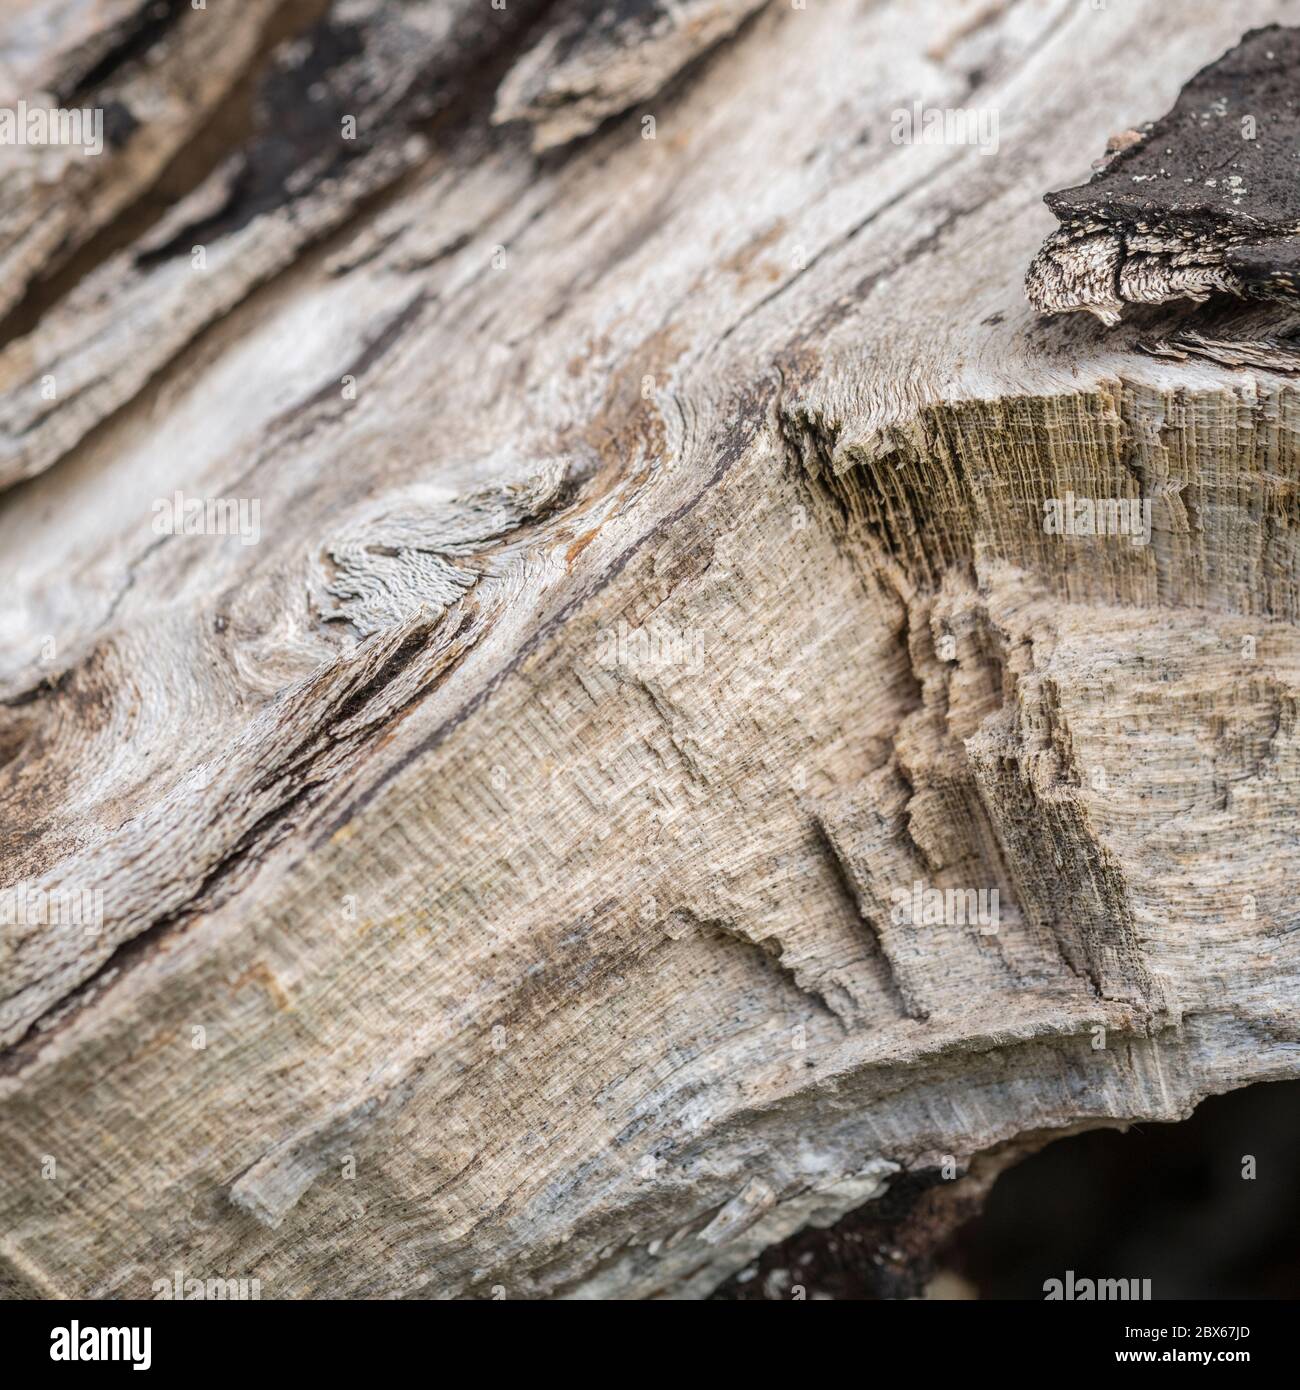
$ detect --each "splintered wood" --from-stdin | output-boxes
[0,0,1297,1300]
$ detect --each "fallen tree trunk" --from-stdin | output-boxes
[1,0,1298,1300]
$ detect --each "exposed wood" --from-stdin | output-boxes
[1,0,1299,1301]
[493,0,770,151]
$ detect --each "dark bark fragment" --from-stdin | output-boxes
[1027,25,1300,323]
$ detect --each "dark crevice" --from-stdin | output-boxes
[714,1079,1300,1298]
[60,0,191,105]
[133,16,368,267]
[713,1166,974,1300]
[0,0,333,353]
[946,1080,1300,1299]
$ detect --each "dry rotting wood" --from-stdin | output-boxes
[1,0,1299,1301]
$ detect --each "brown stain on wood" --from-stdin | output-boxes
[231,962,293,1012]
[565,528,602,569]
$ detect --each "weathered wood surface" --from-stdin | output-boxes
[1,0,1299,1299]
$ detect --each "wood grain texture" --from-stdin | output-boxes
[1,0,1298,1300]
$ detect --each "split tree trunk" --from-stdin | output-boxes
[2,0,1299,1300]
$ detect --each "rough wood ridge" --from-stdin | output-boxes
[1,0,1298,1300]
